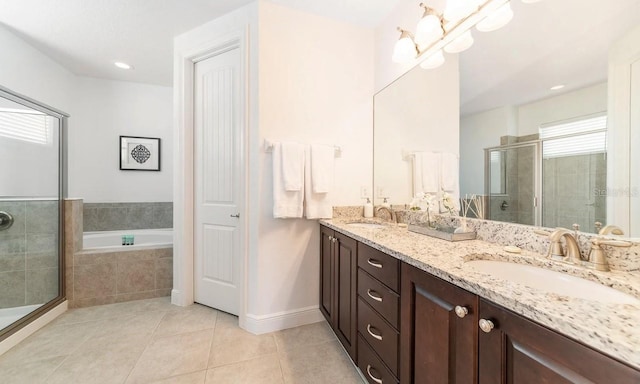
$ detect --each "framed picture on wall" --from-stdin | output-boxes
[119,136,161,171]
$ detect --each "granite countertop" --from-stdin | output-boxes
[320,218,640,369]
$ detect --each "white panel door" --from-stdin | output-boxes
[194,48,242,315]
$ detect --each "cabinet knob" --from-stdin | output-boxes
[366,364,383,384]
[479,319,495,333]
[454,305,469,318]
[332,237,337,243]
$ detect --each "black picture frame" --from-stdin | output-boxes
[119,135,161,171]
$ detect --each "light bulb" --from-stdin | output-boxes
[444,30,474,53]
[444,0,479,22]
[477,2,514,32]
[415,14,443,47]
[420,50,445,69]
[392,34,417,63]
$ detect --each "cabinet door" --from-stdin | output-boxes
[334,231,358,360]
[478,299,640,384]
[401,263,478,384]
[319,226,334,324]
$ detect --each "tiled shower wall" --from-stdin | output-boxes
[0,200,59,309]
[83,202,172,232]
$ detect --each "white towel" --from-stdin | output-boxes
[273,143,304,218]
[281,142,305,191]
[412,153,424,196]
[305,146,333,219]
[421,152,441,193]
[311,145,334,193]
[440,152,460,213]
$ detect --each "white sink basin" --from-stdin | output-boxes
[346,222,387,230]
[466,260,639,305]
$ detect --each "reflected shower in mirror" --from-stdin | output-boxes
[374,0,640,235]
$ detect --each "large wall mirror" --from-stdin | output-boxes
[374,0,640,236]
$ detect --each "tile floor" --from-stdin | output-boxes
[0,298,364,384]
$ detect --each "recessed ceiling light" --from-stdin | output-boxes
[114,61,133,70]
[550,84,565,91]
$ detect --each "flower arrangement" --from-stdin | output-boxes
[441,190,457,216]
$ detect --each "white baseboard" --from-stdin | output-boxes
[243,306,325,335]
[0,300,68,356]
[171,289,182,306]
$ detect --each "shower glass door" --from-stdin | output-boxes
[0,88,65,339]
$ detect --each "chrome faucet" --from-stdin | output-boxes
[547,228,582,264]
[375,206,396,223]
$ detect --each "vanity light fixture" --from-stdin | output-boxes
[114,61,133,70]
[392,0,536,70]
[419,49,446,69]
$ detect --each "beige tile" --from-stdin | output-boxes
[205,354,284,384]
[79,310,165,351]
[155,257,173,289]
[279,340,361,384]
[0,270,26,307]
[46,337,146,384]
[125,329,213,384]
[116,290,166,303]
[149,370,207,384]
[154,304,218,337]
[70,295,118,309]
[0,355,65,384]
[74,262,116,299]
[0,320,99,365]
[274,321,335,352]
[117,259,156,294]
[26,267,59,305]
[208,312,277,367]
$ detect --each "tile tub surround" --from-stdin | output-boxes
[69,247,173,308]
[0,200,60,309]
[83,202,173,232]
[320,217,640,370]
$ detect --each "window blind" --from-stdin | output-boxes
[540,114,607,159]
[0,109,50,145]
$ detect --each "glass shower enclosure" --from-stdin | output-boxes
[0,86,67,341]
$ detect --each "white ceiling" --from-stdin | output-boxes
[459,0,640,116]
[0,0,397,86]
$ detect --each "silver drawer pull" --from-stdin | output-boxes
[367,258,383,269]
[367,324,383,341]
[367,289,383,302]
[366,364,383,384]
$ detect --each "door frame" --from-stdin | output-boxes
[173,27,249,325]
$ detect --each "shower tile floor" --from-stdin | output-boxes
[0,298,363,384]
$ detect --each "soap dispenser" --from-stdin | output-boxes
[381,198,391,208]
[364,198,373,218]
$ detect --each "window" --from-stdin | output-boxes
[0,108,51,145]
[540,113,607,158]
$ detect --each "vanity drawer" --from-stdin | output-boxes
[358,298,399,376]
[358,335,399,384]
[358,269,399,329]
[358,243,399,292]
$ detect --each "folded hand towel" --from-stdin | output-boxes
[441,152,458,192]
[305,146,333,219]
[273,143,304,218]
[281,142,305,191]
[413,153,425,196]
[311,145,334,193]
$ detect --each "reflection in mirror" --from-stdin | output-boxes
[374,0,640,236]
[0,88,65,339]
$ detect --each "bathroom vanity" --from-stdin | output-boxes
[319,220,640,384]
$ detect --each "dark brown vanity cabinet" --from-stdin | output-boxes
[478,299,640,384]
[401,262,479,384]
[357,244,401,384]
[319,225,357,360]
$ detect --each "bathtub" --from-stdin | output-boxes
[83,229,173,251]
